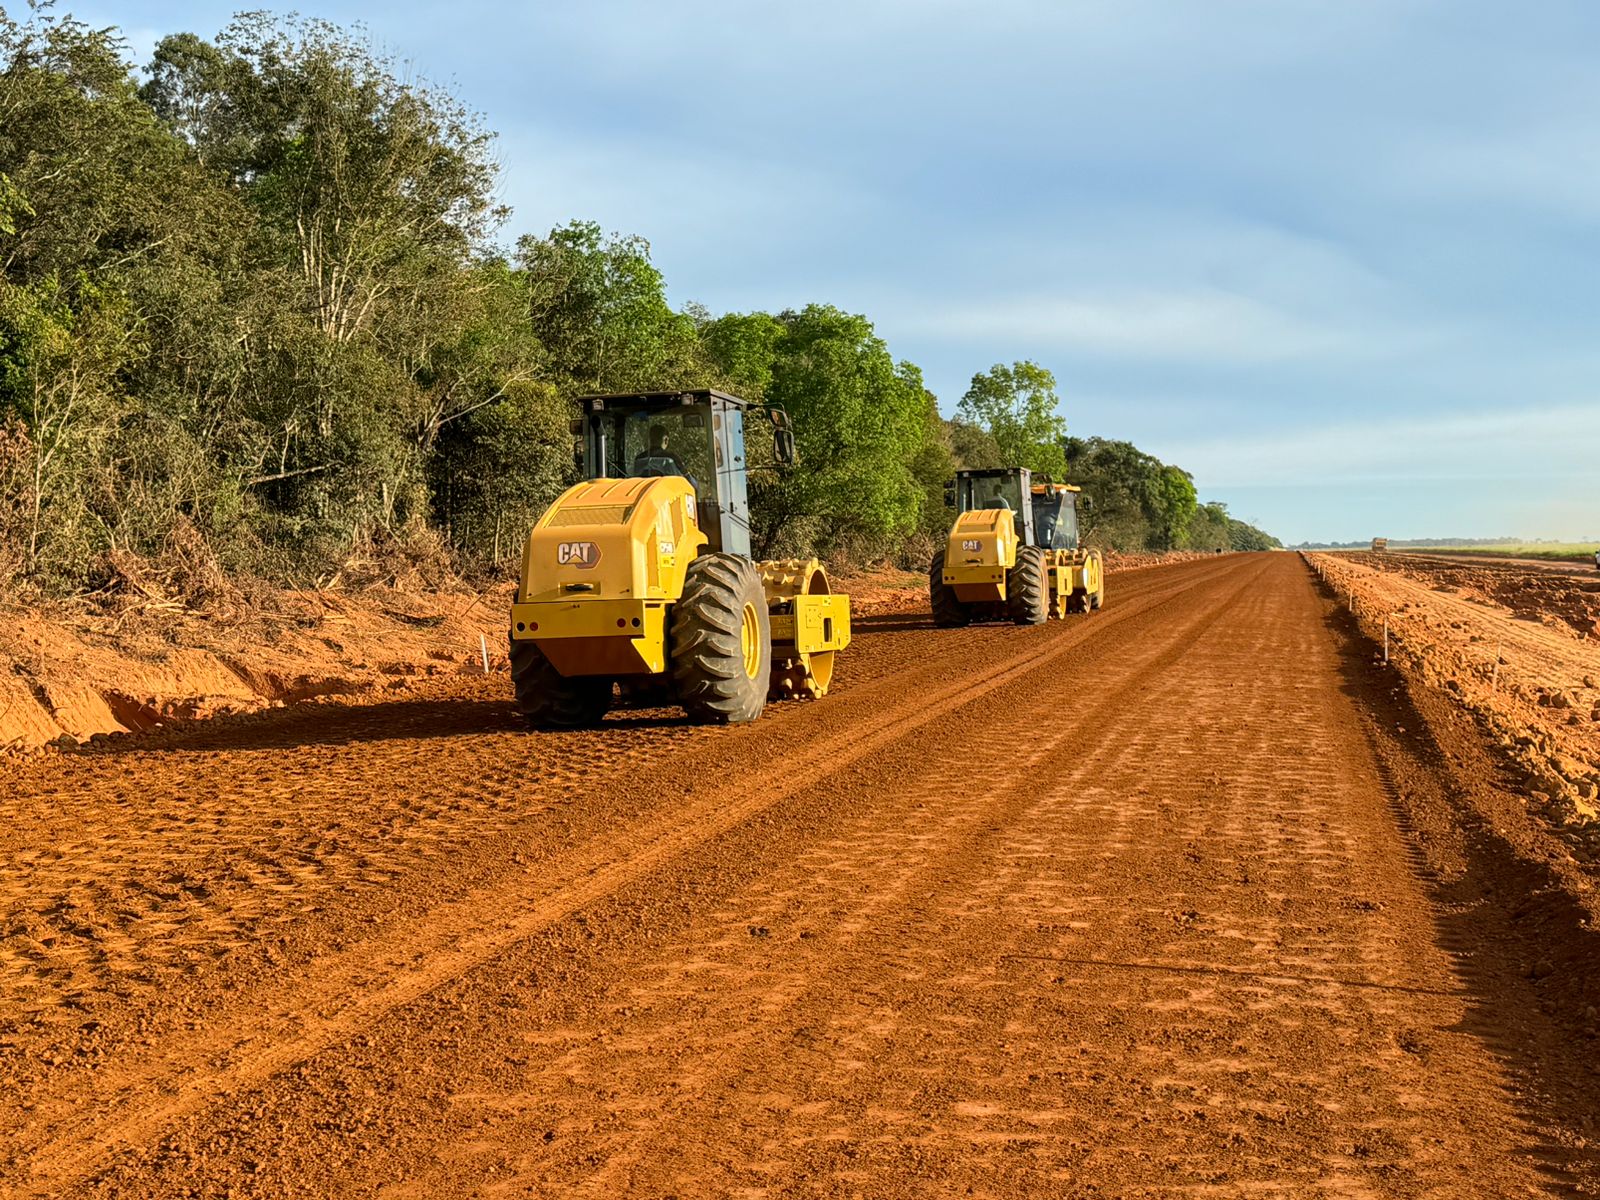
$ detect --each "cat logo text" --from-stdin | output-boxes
[557,541,601,569]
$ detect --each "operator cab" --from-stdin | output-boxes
[950,467,1084,551]
[1031,483,1082,551]
[576,389,794,559]
[953,468,1036,544]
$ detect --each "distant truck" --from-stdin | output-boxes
[1370,537,1389,552]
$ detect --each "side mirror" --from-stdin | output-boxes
[774,428,798,467]
[569,417,584,436]
[943,485,956,508]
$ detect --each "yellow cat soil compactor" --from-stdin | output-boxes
[508,389,850,728]
[929,467,1105,627]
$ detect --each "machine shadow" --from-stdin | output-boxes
[81,696,521,754]
[82,692,698,755]
[1311,565,1600,1191]
[850,612,935,634]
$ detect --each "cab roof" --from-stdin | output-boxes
[954,467,1079,493]
[579,389,748,410]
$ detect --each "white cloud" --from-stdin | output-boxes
[1392,115,1600,223]
[1165,402,1600,489]
[899,288,1364,363]
[495,129,883,282]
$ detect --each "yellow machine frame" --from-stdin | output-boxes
[510,476,849,691]
[1033,482,1104,617]
[943,508,1019,603]
[511,476,704,677]
[933,474,1105,623]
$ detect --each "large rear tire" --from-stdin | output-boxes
[1007,546,1049,626]
[928,550,968,627]
[671,553,771,724]
[509,635,613,729]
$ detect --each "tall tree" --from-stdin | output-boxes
[956,360,1067,477]
[702,305,932,557]
[139,14,514,548]
[518,220,708,396]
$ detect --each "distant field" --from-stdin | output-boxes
[1403,543,1598,562]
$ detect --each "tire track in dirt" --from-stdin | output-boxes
[341,557,1571,1198]
[0,557,1226,1037]
[442,557,1264,1197]
[4,559,1253,1194]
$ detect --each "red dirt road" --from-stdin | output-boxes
[3,555,1598,1196]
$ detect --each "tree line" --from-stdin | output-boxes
[0,9,1277,596]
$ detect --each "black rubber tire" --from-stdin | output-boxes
[508,634,613,729]
[671,553,771,724]
[928,550,969,627]
[1007,546,1049,625]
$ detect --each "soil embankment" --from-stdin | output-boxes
[0,586,514,753]
[1308,551,1600,857]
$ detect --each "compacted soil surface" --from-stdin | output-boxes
[3,555,1599,1197]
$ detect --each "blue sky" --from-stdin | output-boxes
[87,0,1600,543]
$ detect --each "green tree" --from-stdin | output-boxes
[1225,511,1281,551]
[947,418,1002,470]
[703,305,930,557]
[0,172,30,235]
[0,274,141,575]
[137,14,517,562]
[699,310,784,400]
[518,220,709,396]
[1184,502,1233,552]
[1153,465,1198,550]
[430,379,575,565]
[956,361,1067,477]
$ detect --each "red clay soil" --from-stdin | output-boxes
[1404,551,1600,579]
[0,585,514,753]
[1352,550,1600,639]
[1310,552,1600,856]
[2,555,1599,1197]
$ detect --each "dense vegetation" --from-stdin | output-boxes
[0,9,1277,596]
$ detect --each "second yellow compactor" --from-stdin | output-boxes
[929,467,1105,626]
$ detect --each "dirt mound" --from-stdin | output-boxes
[1350,550,1600,638]
[832,565,927,616]
[1308,553,1600,865]
[0,585,515,753]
